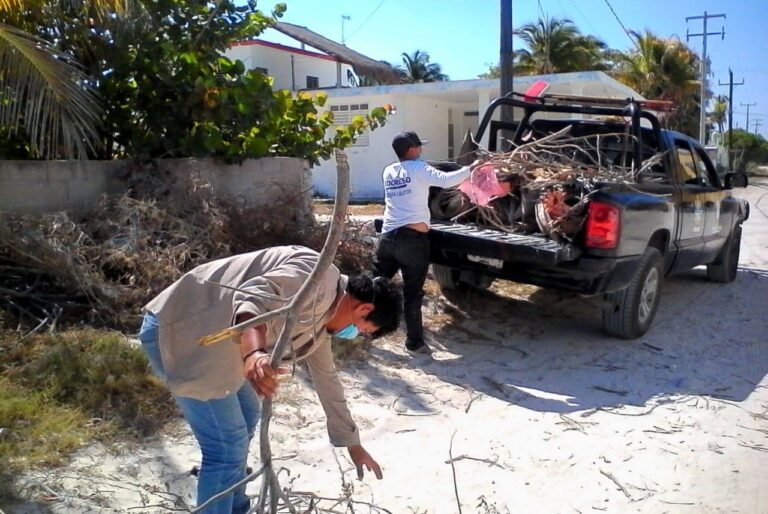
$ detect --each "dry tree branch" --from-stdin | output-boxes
[448,431,463,514]
[190,466,266,514]
[252,149,351,514]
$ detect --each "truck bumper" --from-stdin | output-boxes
[427,221,643,296]
[430,250,642,296]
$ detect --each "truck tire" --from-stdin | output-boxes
[432,264,460,290]
[431,265,494,291]
[707,225,741,283]
[602,247,663,339]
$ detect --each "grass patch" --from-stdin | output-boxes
[0,377,90,467]
[0,328,176,498]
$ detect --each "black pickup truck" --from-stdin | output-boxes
[427,94,750,339]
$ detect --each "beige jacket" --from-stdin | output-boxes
[144,245,359,447]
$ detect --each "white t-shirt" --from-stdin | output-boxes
[381,159,471,233]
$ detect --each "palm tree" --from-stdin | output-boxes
[398,50,448,83]
[709,95,728,133]
[514,16,608,75]
[0,0,125,159]
[614,30,701,136]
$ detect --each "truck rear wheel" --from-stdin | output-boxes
[602,247,663,339]
[432,264,460,290]
[431,264,494,291]
[707,225,741,283]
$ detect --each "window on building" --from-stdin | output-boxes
[306,76,319,89]
[329,104,370,146]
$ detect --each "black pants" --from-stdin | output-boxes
[374,227,430,349]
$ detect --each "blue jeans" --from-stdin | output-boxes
[139,313,261,514]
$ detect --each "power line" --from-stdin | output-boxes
[718,68,744,167]
[567,0,600,35]
[686,10,726,144]
[741,102,757,131]
[345,0,387,42]
[602,0,638,50]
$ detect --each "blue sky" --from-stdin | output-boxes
[259,0,768,137]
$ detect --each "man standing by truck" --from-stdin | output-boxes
[375,131,473,355]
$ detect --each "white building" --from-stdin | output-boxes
[226,24,644,200]
[225,22,398,91]
[226,39,358,91]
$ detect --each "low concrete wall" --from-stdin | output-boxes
[0,157,313,224]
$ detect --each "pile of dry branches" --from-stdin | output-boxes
[434,128,665,242]
[0,163,369,334]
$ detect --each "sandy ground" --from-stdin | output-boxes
[9,181,768,514]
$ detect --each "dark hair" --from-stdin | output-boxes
[347,274,402,338]
[394,145,411,160]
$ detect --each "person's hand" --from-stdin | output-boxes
[347,444,383,480]
[244,352,289,398]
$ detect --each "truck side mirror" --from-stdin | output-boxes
[724,172,748,189]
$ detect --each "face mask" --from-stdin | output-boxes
[334,324,359,340]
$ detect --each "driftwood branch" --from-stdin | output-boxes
[599,469,632,500]
[254,149,351,513]
[190,466,265,514]
[448,431,463,514]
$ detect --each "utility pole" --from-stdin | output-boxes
[500,0,514,124]
[719,69,744,169]
[740,101,756,130]
[686,11,725,145]
[754,118,763,136]
[341,15,350,46]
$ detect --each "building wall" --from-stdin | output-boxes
[0,158,313,226]
[314,93,402,200]
[313,94,476,200]
[226,42,355,91]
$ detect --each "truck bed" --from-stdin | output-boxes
[429,220,581,268]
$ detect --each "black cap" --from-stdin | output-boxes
[392,131,428,156]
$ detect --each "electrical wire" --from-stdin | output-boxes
[602,0,639,51]
[345,0,387,42]
[566,0,600,35]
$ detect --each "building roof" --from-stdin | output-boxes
[317,71,645,103]
[231,39,340,63]
[272,22,400,85]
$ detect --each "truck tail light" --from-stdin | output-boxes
[585,201,620,249]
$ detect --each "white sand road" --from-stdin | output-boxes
[9,181,768,514]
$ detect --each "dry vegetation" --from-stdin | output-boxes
[0,329,175,500]
[434,128,665,243]
[0,164,376,333]
[0,167,381,502]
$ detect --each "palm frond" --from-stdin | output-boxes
[0,22,102,159]
[0,0,26,12]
